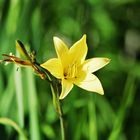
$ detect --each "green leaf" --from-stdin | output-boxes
[0,118,28,140]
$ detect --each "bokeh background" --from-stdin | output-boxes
[0,0,140,140]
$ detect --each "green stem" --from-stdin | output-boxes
[59,110,65,140]
[50,82,65,140]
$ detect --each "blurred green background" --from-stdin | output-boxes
[0,0,140,140]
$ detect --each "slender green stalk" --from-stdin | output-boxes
[50,82,65,140]
[14,65,24,140]
[88,94,98,140]
[59,113,65,140]
[25,68,41,140]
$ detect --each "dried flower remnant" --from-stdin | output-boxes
[0,40,46,79]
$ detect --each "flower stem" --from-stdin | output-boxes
[33,64,65,140]
[50,81,65,140]
[58,102,65,140]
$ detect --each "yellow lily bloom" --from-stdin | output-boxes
[41,35,110,99]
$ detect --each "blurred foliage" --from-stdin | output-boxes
[0,0,140,140]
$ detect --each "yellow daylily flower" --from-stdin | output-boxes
[41,35,110,99]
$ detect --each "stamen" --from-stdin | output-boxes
[64,62,77,79]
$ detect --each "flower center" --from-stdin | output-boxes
[64,63,77,79]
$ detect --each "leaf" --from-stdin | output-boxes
[0,118,28,140]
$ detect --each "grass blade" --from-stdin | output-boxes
[108,74,136,140]
[88,94,98,140]
[14,63,25,140]
[0,117,28,140]
[25,68,41,140]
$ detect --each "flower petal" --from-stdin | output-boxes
[59,79,73,99]
[82,58,110,73]
[75,74,104,95]
[69,34,87,65]
[53,37,68,60]
[41,58,63,79]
